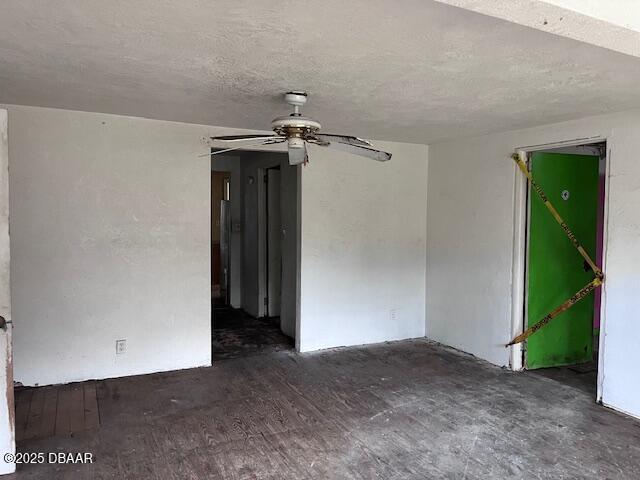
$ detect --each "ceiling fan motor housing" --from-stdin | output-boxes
[270,115,321,138]
[271,90,321,139]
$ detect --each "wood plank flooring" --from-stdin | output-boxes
[15,382,100,442]
[9,339,640,479]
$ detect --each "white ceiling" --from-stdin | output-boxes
[2,0,640,143]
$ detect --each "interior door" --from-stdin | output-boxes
[0,110,15,474]
[267,168,282,317]
[526,152,599,369]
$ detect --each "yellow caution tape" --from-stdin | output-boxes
[507,153,605,346]
[507,277,602,346]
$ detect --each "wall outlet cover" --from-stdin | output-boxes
[116,339,127,355]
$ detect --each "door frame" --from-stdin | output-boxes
[0,109,14,474]
[510,136,610,402]
[265,166,282,318]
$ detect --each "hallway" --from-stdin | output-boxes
[212,308,293,361]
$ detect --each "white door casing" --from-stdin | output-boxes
[0,110,15,474]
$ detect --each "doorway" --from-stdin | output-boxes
[521,143,606,395]
[210,150,298,360]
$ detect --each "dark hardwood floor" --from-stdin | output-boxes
[15,382,100,443]
[529,361,598,396]
[9,339,640,479]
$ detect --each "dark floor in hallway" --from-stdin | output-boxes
[212,307,294,360]
[10,339,640,479]
[529,361,598,396]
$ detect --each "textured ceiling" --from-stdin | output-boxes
[2,0,640,143]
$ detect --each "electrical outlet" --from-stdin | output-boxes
[115,339,126,355]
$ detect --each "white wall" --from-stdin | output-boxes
[6,105,218,386]
[299,141,428,352]
[426,109,640,418]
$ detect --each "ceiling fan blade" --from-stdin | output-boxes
[313,133,372,147]
[320,141,392,162]
[288,142,308,166]
[207,138,286,157]
[211,134,280,143]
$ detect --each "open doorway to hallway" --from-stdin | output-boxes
[211,170,231,306]
[522,142,607,396]
[211,149,299,360]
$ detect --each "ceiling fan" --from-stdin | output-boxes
[210,91,392,166]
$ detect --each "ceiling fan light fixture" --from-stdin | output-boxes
[288,137,305,150]
[288,137,307,166]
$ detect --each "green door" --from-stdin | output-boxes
[526,152,599,369]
